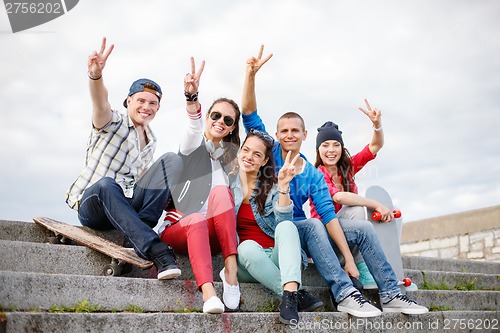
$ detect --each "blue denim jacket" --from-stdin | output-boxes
[231,175,309,267]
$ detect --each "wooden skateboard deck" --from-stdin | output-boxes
[365,186,405,284]
[33,217,153,275]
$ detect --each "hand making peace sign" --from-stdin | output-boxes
[278,150,301,188]
[359,98,382,128]
[184,57,205,95]
[246,45,273,76]
[88,37,114,79]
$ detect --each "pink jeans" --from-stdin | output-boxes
[160,186,237,288]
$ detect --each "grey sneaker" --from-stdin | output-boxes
[383,294,429,314]
[337,291,382,318]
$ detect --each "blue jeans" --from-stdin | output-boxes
[292,218,357,303]
[237,221,302,296]
[334,217,401,303]
[77,153,182,259]
[293,218,401,303]
[337,206,366,264]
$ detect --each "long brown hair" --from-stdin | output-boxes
[242,130,277,214]
[207,98,241,167]
[314,145,354,193]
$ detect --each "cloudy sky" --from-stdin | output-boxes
[1,0,499,226]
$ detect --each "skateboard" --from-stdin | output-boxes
[365,186,415,292]
[33,217,153,276]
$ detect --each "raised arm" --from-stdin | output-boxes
[359,98,384,155]
[180,57,205,155]
[88,37,114,130]
[242,45,273,115]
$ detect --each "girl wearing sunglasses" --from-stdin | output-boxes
[159,57,241,314]
[230,130,323,325]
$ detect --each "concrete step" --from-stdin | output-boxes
[402,255,500,275]
[1,270,498,313]
[0,270,331,313]
[3,219,499,275]
[3,239,498,292]
[0,220,123,244]
[404,268,499,291]
[0,239,328,285]
[3,311,500,333]
[1,219,500,332]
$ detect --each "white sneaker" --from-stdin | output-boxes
[337,291,382,318]
[219,268,240,311]
[383,294,429,314]
[203,296,225,314]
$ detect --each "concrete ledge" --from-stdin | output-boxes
[402,205,500,243]
[5,311,500,333]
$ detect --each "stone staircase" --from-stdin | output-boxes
[0,219,498,333]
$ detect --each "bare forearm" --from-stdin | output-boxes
[333,192,379,210]
[89,77,111,129]
[325,218,355,265]
[369,127,384,154]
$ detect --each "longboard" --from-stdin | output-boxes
[33,217,153,276]
[365,186,414,292]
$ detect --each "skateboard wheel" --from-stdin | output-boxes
[393,210,402,218]
[46,236,61,244]
[402,277,412,287]
[372,211,382,221]
[103,262,122,276]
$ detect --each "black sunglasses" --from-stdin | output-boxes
[209,111,235,127]
[250,128,274,144]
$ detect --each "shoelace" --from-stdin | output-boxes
[154,248,176,267]
[283,292,299,309]
[395,294,417,304]
[350,292,370,306]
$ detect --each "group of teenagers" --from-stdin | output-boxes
[66,38,428,325]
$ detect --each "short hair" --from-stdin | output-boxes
[277,112,306,131]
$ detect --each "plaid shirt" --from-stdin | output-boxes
[66,110,156,210]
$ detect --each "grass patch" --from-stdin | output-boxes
[429,304,453,312]
[123,304,144,313]
[172,308,202,313]
[49,300,102,313]
[256,299,279,312]
[420,272,485,291]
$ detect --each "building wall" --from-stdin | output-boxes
[400,206,500,262]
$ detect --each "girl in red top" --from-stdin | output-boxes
[310,99,395,288]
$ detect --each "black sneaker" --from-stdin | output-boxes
[148,243,181,280]
[297,289,324,312]
[279,291,299,325]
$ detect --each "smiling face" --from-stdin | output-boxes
[126,91,160,127]
[318,139,343,167]
[205,101,236,142]
[238,135,269,175]
[276,117,307,155]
